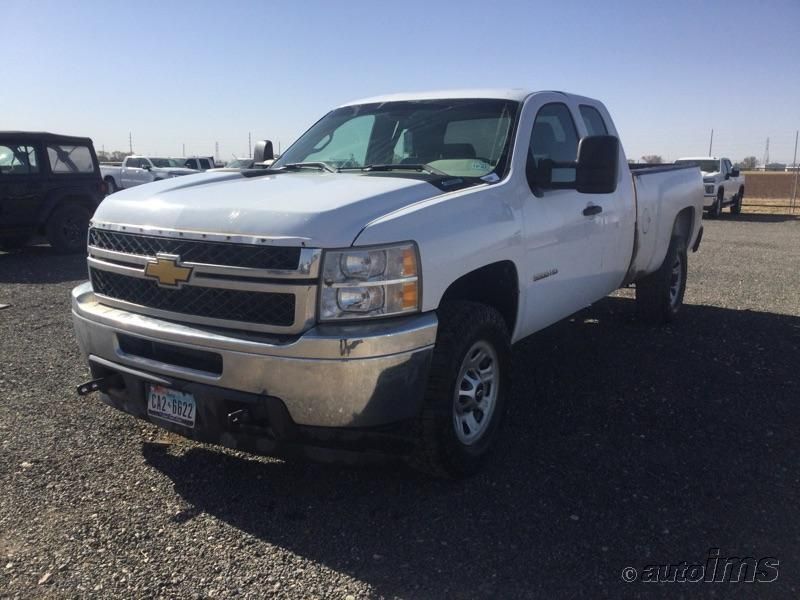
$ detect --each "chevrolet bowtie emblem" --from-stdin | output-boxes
[144,254,193,287]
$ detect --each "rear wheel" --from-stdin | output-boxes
[410,301,510,478]
[730,187,744,215]
[636,235,688,324]
[45,204,91,254]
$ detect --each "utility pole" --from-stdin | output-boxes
[791,130,799,213]
[763,137,770,169]
[708,129,713,156]
[278,141,281,155]
[129,132,133,154]
[215,141,219,163]
[248,132,252,158]
[182,143,185,157]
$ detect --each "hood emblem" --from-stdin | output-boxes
[144,253,193,288]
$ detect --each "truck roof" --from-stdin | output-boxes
[339,88,541,107]
[676,156,720,161]
[0,131,94,145]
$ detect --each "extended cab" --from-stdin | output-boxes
[675,156,745,217]
[100,156,197,194]
[0,132,105,252]
[72,90,704,477]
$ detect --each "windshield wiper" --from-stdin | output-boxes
[343,163,449,176]
[279,162,335,173]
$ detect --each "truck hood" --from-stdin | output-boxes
[153,167,198,176]
[92,171,445,247]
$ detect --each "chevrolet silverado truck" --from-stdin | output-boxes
[675,156,745,217]
[72,90,704,477]
[100,156,197,194]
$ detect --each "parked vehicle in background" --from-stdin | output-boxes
[0,131,105,252]
[100,156,197,193]
[73,90,704,478]
[675,156,745,217]
[179,156,215,171]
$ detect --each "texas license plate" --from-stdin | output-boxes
[146,384,196,428]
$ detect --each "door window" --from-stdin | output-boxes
[199,158,211,169]
[47,145,94,173]
[527,103,579,186]
[579,105,608,136]
[0,144,39,175]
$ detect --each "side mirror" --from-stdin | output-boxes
[253,140,274,163]
[730,168,739,177]
[142,163,152,171]
[576,135,619,194]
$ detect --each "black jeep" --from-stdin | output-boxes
[0,132,106,253]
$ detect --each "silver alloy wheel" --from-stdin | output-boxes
[669,254,683,307]
[453,340,499,445]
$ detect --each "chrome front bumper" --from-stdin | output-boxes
[71,282,437,428]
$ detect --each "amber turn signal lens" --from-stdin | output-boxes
[402,247,417,277]
[401,282,418,310]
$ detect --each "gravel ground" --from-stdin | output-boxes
[1,213,799,599]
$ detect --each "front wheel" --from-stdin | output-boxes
[410,301,511,478]
[635,236,688,324]
[707,189,723,218]
[45,204,91,254]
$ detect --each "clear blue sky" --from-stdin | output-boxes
[3,0,799,163]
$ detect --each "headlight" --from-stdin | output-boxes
[319,242,420,321]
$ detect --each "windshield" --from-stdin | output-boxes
[675,159,720,173]
[150,158,183,168]
[273,99,519,180]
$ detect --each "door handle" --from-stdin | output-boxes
[583,204,602,216]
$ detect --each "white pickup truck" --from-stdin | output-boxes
[675,156,745,217]
[100,156,198,194]
[73,90,704,477]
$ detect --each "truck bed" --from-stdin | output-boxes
[624,163,704,283]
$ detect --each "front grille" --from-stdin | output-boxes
[90,269,295,327]
[88,228,301,270]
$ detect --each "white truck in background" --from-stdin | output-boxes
[100,156,198,194]
[675,156,745,217]
[74,89,704,478]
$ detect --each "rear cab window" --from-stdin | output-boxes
[0,143,40,175]
[579,105,608,136]
[47,144,95,174]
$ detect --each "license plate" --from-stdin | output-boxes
[146,384,196,428]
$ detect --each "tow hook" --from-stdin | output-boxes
[76,374,123,396]
[227,409,251,427]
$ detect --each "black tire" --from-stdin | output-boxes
[45,204,91,254]
[105,176,117,194]
[635,235,688,324]
[707,189,723,218]
[0,235,30,251]
[409,301,511,478]
[730,187,744,215]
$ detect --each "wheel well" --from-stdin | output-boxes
[439,261,519,333]
[673,207,694,242]
[38,195,95,233]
